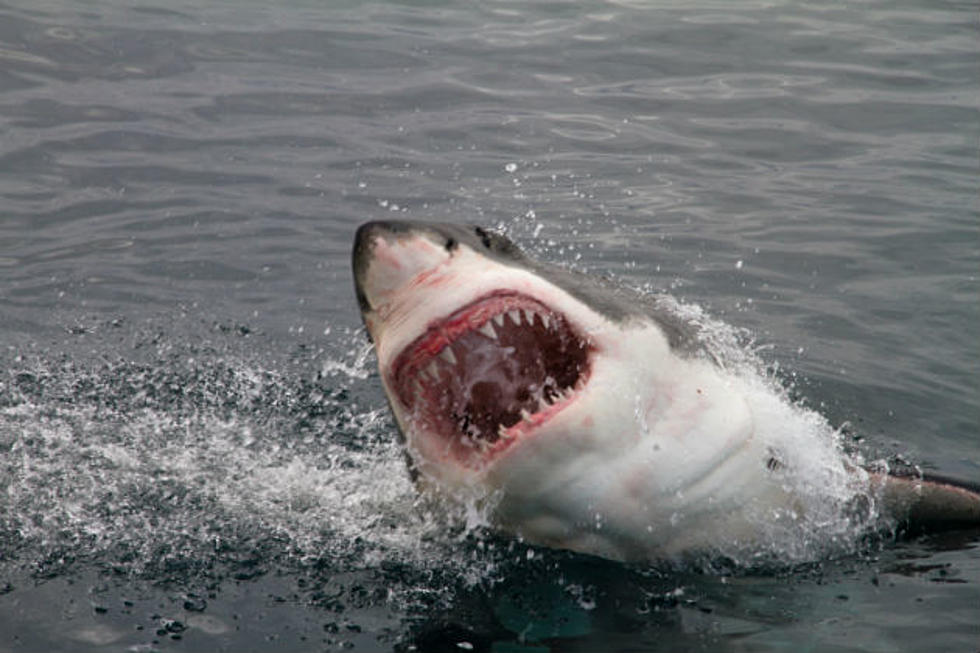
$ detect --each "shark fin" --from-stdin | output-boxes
[872,470,980,532]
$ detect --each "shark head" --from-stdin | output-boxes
[352,222,621,479]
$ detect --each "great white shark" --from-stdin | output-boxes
[352,220,980,563]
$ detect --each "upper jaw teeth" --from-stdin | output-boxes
[439,347,457,365]
[495,307,557,329]
[478,321,497,339]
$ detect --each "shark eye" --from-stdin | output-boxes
[474,227,493,249]
[445,237,458,252]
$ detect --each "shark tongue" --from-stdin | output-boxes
[392,293,590,463]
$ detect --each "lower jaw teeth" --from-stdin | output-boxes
[459,385,577,446]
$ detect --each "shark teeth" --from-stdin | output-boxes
[391,292,592,463]
[421,360,441,380]
[483,384,580,441]
[478,321,497,339]
[493,308,555,330]
[439,347,457,365]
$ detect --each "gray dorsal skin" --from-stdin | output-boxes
[353,220,703,351]
[352,220,980,538]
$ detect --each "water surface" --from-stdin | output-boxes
[0,0,977,651]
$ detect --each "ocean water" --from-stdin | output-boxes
[0,0,977,651]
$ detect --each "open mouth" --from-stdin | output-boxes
[390,291,592,465]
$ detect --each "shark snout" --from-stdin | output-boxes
[352,221,453,318]
[351,221,395,313]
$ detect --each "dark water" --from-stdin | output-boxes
[1,0,977,651]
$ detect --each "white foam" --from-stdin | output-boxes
[0,333,478,587]
[655,295,881,564]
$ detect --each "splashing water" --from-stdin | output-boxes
[0,317,498,614]
[657,294,885,565]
